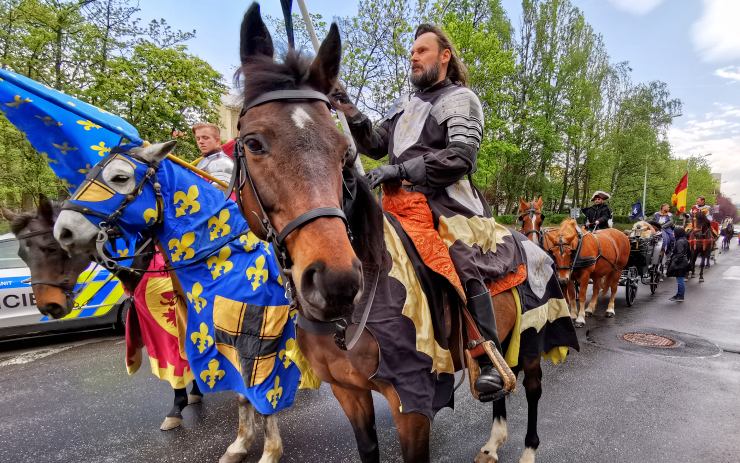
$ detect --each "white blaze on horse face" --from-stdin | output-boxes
[102,158,137,194]
[291,106,313,129]
[54,210,99,252]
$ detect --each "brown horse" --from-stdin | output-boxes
[518,197,556,246]
[687,211,714,282]
[543,219,629,328]
[230,4,562,462]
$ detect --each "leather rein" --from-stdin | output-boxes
[228,88,378,351]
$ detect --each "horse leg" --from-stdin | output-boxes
[574,274,590,328]
[605,271,620,318]
[331,384,380,463]
[476,396,508,463]
[257,412,283,463]
[219,395,257,463]
[566,281,577,320]
[699,252,706,283]
[519,356,542,463]
[585,273,601,318]
[188,379,203,404]
[376,383,429,462]
[160,387,188,431]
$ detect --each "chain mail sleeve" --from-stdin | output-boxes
[402,87,484,188]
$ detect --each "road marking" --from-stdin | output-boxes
[722,266,740,280]
[0,345,75,367]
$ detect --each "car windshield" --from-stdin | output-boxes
[0,236,26,269]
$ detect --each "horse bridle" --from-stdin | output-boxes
[228,89,351,299]
[519,202,545,243]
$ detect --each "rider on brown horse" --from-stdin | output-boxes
[329,24,511,398]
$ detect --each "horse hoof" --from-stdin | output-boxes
[605,311,615,318]
[188,394,203,405]
[699,278,704,283]
[475,450,499,463]
[160,416,182,431]
[585,311,593,318]
[220,452,249,463]
[574,321,585,328]
[519,447,536,463]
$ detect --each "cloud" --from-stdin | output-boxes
[668,103,740,199]
[692,0,740,62]
[607,0,664,15]
[715,65,740,82]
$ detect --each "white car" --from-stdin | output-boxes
[0,233,128,339]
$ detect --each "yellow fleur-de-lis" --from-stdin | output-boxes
[77,163,92,174]
[186,282,207,314]
[168,232,196,262]
[190,322,213,354]
[76,119,101,131]
[6,95,31,108]
[143,208,158,225]
[208,210,231,241]
[278,338,297,369]
[90,141,110,156]
[199,359,225,389]
[206,246,234,279]
[117,249,130,257]
[266,375,283,408]
[239,231,261,251]
[246,255,269,291]
[173,185,200,217]
[34,115,62,127]
[289,308,298,320]
[53,141,77,155]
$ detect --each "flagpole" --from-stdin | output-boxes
[642,154,648,220]
[295,0,364,175]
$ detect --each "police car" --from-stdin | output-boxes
[0,233,128,339]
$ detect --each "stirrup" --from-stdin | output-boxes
[464,340,516,401]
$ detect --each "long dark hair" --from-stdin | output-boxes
[674,226,687,240]
[414,24,468,87]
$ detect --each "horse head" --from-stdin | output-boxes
[4,196,90,319]
[518,196,544,243]
[54,141,175,254]
[233,3,361,322]
[542,218,580,285]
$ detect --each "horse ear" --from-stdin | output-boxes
[307,23,342,94]
[240,2,274,63]
[536,196,543,208]
[519,197,527,210]
[136,141,177,164]
[38,194,54,224]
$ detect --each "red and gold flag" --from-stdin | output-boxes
[126,252,193,388]
[671,173,688,213]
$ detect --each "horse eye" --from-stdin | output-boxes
[111,174,130,183]
[245,138,265,154]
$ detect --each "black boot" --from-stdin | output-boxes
[466,282,505,397]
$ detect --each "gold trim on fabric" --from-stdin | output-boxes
[520,298,571,334]
[72,180,115,202]
[216,342,241,375]
[212,295,246,336]
[504,288,523,368]
[250,353,277,386]
[437,215,511,254]
[146,356,193,389]
[260,305,290,339]
[384,218,454,375]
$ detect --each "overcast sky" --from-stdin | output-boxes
[138,0,740,201]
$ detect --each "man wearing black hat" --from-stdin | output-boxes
[583,191,613,230]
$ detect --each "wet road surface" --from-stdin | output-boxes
[2,244,739,462]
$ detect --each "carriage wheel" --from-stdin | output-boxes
[625,280,637,306]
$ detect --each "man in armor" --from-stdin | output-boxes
[329,24,512,398]
[582,191,612,230]
[191,122,233,189]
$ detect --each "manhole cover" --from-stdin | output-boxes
[621,332,677,348]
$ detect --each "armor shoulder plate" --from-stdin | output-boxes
[431,87,484,148]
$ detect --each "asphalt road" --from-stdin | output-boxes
[2,244,739,463]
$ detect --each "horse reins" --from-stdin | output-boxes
[230,88,377,351]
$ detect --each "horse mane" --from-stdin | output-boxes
[344,167,387,270]
[235,50,313,109]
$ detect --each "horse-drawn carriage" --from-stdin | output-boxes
[618,222,663,306]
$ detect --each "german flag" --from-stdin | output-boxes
[672,173,688,213]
